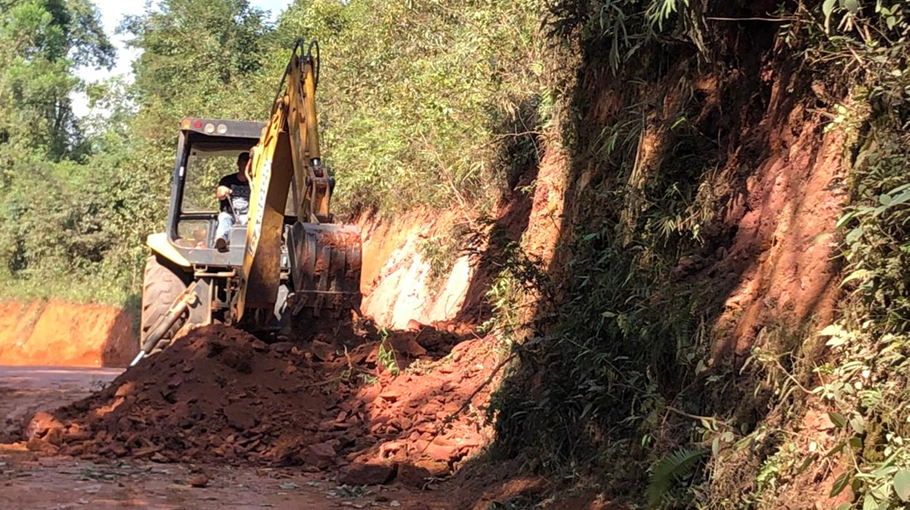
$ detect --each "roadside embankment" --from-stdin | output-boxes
[0,300,137,368]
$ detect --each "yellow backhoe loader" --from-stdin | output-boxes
[134,40,361,365]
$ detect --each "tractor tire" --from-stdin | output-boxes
[140,255,188,349]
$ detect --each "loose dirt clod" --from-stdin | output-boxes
[35,322,499,485]
[188,474,210,488]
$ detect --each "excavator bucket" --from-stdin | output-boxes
[286,221,362,318]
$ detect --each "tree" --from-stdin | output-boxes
[0,0,114,162]
[121,0,274,143]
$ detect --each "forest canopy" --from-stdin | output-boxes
[0,0,544,305]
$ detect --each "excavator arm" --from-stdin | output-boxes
[234,40,361,325]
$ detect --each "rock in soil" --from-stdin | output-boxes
[188,474,210,488]
[303,442,336,469]
[338,459,397,485]
[32,322,498,486]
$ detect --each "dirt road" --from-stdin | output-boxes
[0,366,122,441]
[0,365,440,510]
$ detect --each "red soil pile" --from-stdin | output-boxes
[29,323,499,487]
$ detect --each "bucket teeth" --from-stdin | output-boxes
[287,222,362,317]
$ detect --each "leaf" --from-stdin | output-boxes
[829,411,848,429]
[820,324,846,337]
[846,226,865,244]
[895,469,910,502]
[827,335,848,347]
[712,437,720,457]
[871,482,892,502]
[891,189,910,206]
[825,441,846,458]
[646,448,707,507]
[868,465,897,479]
[841,269,871,286]
[862,493,877,510]
[796,455,815,475]
[831,471,852,497]
[823,0,838,17]
[581,402,594,419]
[849,415,865,434]
[873,205,890,217]
[879,193,893,206]
[841,0,859,13]
[836,210,857,228]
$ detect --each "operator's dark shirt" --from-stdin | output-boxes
[218,174,251,216]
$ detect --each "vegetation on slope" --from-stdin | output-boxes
[488,0,910,509]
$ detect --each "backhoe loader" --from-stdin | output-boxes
[134,40,361,364]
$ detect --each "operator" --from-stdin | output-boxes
[214,152,252,250]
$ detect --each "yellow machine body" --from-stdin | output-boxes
[137,40,361,362]
[236,40,361,324]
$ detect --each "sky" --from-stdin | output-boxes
[73,0,294,117]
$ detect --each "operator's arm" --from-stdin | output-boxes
[216,176,232,200]
[216,185,232,200]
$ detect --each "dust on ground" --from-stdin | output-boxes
[0,445,441,510]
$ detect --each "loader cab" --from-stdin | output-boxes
[165,118,266,268]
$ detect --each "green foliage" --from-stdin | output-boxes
[791,2,910,506]
[377,328,400,376]
[647,448,707,507]
[491,26,719,500]
[490,0,910,508]
[839,147,910,333]
[479,239,549,345]
[0,0,547,306]
[811,131,910,510]
[548,0,701,71]
[418,225,467,286]
[121,0,274,129]
[0,0,128,303]
[0,0,114,161]
[278,0,547,215]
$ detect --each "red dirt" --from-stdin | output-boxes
[28,323,498,487]
[359,209,476,329]
[1,351,621,510]
[0,366,121,443]
[708,84,848,360]
[0,300,137,367]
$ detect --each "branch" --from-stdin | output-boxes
[705,17,795,22]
